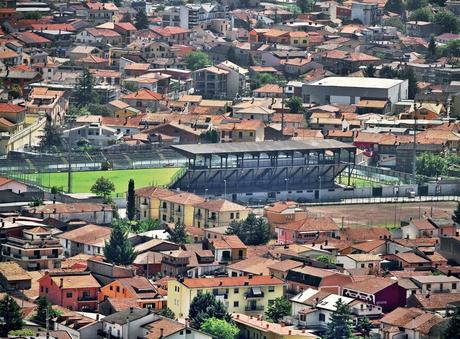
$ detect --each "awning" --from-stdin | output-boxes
[251,287,263,296]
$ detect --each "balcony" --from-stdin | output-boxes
[245,288,265,299]
[245,305,264,312]
[78,295,98,302]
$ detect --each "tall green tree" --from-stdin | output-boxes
[265,297,291,322]
[158,307,176,319]
[416,153,448,177]
[226,47,238,64]
[442,307,460,339]
[356,316,372,338]
[189,293,231,329]
[200,318,239,339]
[398,68,417,99]
[35,297,60,325]
[409,7,434,21]
[296,0,315,13]
[406,0,428,10]
[75,69,97,107]
[226,213,271,245]
[286,96,303,113]
[385,0,404,14]
[364,64,376,78]
[135,9,149,29]
[185,51,211,71]
[91,177,115,203]
[104,223,137,265]
[126,179,135,221]
[325,299,353,339]
[0,295,23,337]
[434,11,459,33]
[168,221,188,244]
[39,115,63,152]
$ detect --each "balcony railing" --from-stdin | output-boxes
[78,295,98,302]
[245,305,264,312]
[245,291,265,299]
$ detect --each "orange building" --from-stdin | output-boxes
[98,276,167,314]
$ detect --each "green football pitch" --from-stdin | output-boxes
[26,168,180,196]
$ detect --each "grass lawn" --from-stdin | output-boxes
[336,176,397,187]
[27,168,180,196]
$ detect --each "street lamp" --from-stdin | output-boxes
[224,179,227,200]
[284,178,289,200]
[319,175,322,203]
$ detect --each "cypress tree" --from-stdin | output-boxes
[127,179,135,221]
[0,295,23,336]
[104,223,137,265]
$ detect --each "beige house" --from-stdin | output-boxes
[135,187,177,220]
[159,192,205,226]
[193,199,250,229]
[26,87,68,125]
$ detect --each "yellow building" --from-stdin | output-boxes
[134,187,177,220]
[232,313,318,339]
[167,275,285,319]
[159,192,205,226]
[289,31,308,48]
[193,199,250,229]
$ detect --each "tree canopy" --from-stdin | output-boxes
[0,295,23,337]
[189,292,231,329]
[90,177,115,203]
[75,69,98,107]
[443,307,460,339]
[168,221,188,244]
[39,115,63,152]
[265,297,291,322]
[325,298,353,339]
[185,51,211,71]
[226,213,271,245]
[200,318,239,339]
[434,11,459,33]
[286,96,304,113]
[127,179,135,221]
[104,223,137,265]
[416,153,448,177]
[135,9,149,29]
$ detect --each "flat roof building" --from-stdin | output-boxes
[302,77,408,109]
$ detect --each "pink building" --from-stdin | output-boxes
[38,272,100,311]
[0,177,29,194]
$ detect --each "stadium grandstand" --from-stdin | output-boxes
[171,140,356,202]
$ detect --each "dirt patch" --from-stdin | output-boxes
[307,201,457,228]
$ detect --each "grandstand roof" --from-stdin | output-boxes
[171,140,355,156]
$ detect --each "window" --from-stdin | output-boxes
[268,299,274,306]
[110,286,113,291]
[233,301,239,307]
[319,314,326,322]
[236,212,240,219]
[116,286,120,292]
[453,283,457,290]
[66,292,72,298]
[41,286,44,292]
[197,289,203,295]
[268,286,275,292]
[230,212,234,219]
[234,288,239,294]
[426,284,431,290]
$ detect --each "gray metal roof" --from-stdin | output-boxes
[171,140,355,156]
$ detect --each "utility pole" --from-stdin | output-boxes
[412,105,418,183]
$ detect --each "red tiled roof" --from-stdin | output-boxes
[181,275,284,288]
[276,215,339,233]
[0,103,25,113]
[122,88,162,101]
